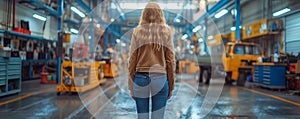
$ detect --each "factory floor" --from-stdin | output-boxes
[0,73,300,119]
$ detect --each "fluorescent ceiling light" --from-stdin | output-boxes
[121,43,126,47]
[273,8,291,17]
[71,6,86,18]
[96,24,101,28]
[33,14,47,21]
[111,18,115,22]
[175,19,181,23]
[231,9,237,16]
[198,38,204,43]
[230,27,236,31]
[116,39,120,43]
[214,9,228,19]
[181,34,188,40]
[193,25,202,32]
[230,26,242,31]
[70,28,79,34]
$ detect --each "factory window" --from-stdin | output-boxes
[253,46,261,55]
[245,46,253,55]
[234,45,244,54]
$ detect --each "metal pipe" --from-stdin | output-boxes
[12,0,16,29]
[28,0,60,16]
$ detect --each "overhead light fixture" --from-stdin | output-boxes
[181,34,188,40]
[116,39,120,43]
[231,9,237,16]
[230,27,236,31]
[70,28,79,34]
[96,24,101,28]
[193,25,202,32]
[198,38,204,43]
[208,36,213,39]
[71,6,86,18]
[175,18,181,23]
[230,26,242,31]
[214,9,228,19]
[273,8,291,17]
[33,14,47,21]
[121,43,126,47]
[111,18,115,22]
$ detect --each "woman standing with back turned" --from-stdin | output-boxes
[128,2,176,119]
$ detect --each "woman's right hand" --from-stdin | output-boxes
[167,91,172,99]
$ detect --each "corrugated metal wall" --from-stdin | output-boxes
[285,12,300,54]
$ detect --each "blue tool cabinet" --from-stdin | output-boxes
[253,65,263,85]
[253,64,286,89]
[0,57,22,97]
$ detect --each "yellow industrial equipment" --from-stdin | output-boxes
[56,61,106,95]
[104,61,120,78]
[222,42,263,86]
[198,34,264,86]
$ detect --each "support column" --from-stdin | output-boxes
[57,0,64,84]
[204,0,208,52]
[89,0,94,57]
[235,0,241,42]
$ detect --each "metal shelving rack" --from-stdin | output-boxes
[0,57,22,97]
[0,30,57,80]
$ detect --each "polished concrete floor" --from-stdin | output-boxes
[0,73,300,119]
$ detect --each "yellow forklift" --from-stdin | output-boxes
[56,61,106,95]
[56,32,106,95]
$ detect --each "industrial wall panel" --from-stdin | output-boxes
[286,12,300,54]
[0,1,57,40]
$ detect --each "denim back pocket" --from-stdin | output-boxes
[134,73,149,87]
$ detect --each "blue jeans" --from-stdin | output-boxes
[133,72,169,119]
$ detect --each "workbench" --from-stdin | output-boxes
[253,63,286,89]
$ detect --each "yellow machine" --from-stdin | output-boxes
[56,61,106,95]
[178,59,199,74]
[203,34,264,86]
[104,62,120,78]
[222,42,263,86]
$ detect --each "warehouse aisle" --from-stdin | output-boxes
[0,74,300,119]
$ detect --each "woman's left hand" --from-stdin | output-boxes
[130,91,135,99]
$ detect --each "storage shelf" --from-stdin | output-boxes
[0,30,57,42]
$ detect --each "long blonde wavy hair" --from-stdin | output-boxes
[139,2,165,25]
[134,2,171,51]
